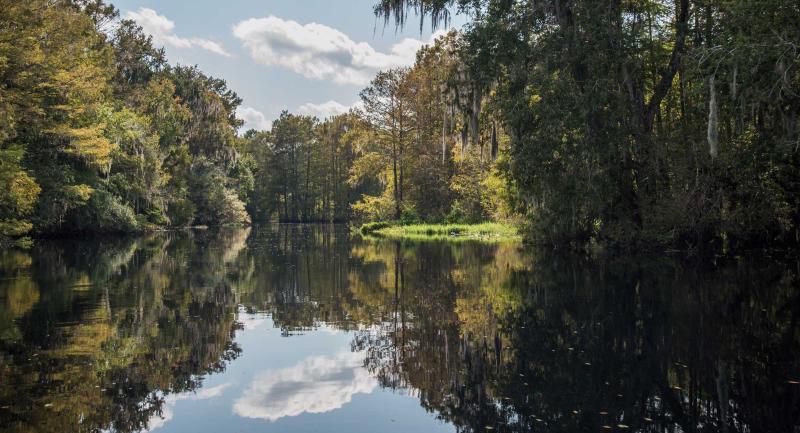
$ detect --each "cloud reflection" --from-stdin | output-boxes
[147,383,231,431]
[233,351,376,422]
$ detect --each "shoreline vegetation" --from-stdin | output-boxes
[2,1,799,254]
[359,221,520,242]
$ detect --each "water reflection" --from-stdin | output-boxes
[147,384,231,431]
[233,350,376,422]
[0,231,244,433]
[0,225,798,433]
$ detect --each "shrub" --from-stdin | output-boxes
[73,190,139,233]
[360,221,393,234]
[400,206,420,225]
[168,198,196,227]
[445,201,466,224]
[351,194,394,223]
[219,188,251,226]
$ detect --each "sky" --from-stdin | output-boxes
[110,0,466,131]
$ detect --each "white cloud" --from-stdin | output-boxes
[189,39,231,57]
[233,351,376,422]
[297,100,353,118]
[232,16,444,85]
[186,383,231,400]
[125,8,231,57]
[147,383,231,431]
[237,106,272,131]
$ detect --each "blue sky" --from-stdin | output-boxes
[111,0,465,131]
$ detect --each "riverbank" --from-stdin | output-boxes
[359,222,521,242]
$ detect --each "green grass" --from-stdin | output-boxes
[359,221,521,242]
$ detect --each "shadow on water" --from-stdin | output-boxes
[1,224,798,432]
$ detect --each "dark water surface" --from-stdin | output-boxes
[1,225,798,433]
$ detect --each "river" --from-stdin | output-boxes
[1,225,798,432]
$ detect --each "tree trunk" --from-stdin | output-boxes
[708,75,719,159]
[490,120,498,160]
[393,141,400,219]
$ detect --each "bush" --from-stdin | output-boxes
[400,206,420,225]
[72,190,139,233]
[445,201,466,224]
[219,188,251,226]
[145,205,169,226]
[0,219,34,248]
[168,198,196,227]
[360,221,393,234]
[351,194,395,223]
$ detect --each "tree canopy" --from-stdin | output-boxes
[0,0,250,247]
[2,0,798,252]
[373,0,800,250]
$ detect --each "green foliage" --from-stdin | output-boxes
[360,221,394,235]
[71,190,139,233]
[5,0,795,253]
[188,160,250,226]
[445,201,465,224]
[352,193,396,223]
[350,34,516,227]
[377,0,800,251]
[242,113,363,223]
[167,198,196,227]
[0,147,41,224]
[0,0,252,244]
[365,222,520,241]
[400,206,420,225]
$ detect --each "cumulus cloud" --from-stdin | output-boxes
[297,100,354,118]
[237,107,272,131]
[147,383,231,431]
[125,8,231,57]
[233,351,376,422]
[232,16,444,85]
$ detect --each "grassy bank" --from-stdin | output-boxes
[359,222,521,242]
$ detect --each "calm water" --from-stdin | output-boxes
[1,225,798,433]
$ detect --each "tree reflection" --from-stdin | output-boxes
[346,244,800,433]
[1,227,798,433]
[0,230,247,433]
[234,224,357,332]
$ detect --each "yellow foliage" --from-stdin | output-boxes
[348,151,386,185]
[0,219,33,237]
[9,171,41,214]
[50,124,116,169]
[64,184,94,202]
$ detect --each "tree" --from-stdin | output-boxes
[0,0,252,242]
[374,0,800,249]
[360,69,415,219]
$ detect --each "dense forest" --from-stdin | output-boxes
[2,0,799,251]
[0,0,254,247]
[243,35,513,226]
[373,0,800,250]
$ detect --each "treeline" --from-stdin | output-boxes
[1,0,250,247]
[4,0,799,251]
[243,32,513,225]
[243,113,361,223]
[374,0,800,249]
[0,0,515,247]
